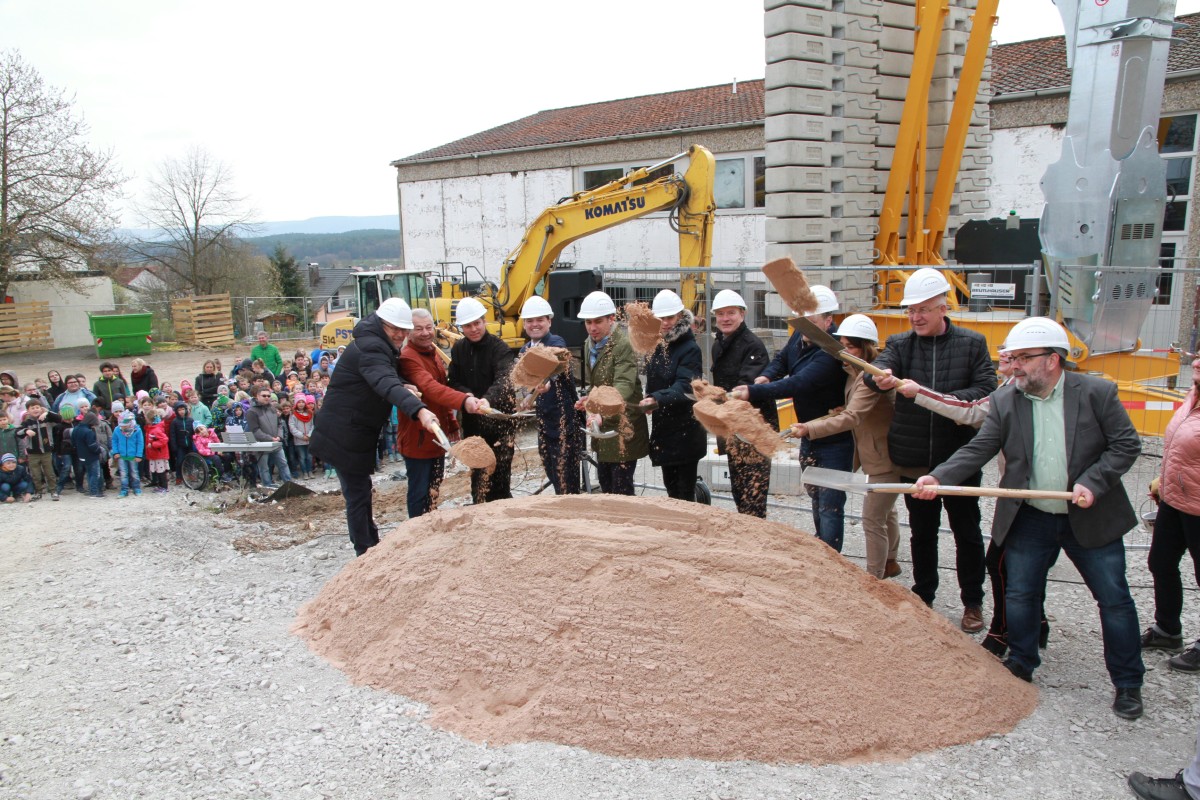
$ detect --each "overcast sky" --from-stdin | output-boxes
[2,0,1197,227]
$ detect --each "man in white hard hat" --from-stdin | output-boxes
[733,285,853,550]
[448,297,517,503]
[913,317,1145,720]
[518,295,582,494]
[867,267,996,633]
[574,291,649,495]
[708,289,777,517]
[311,297,440,555]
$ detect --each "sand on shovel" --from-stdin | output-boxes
[511,346,566,390]
[292,494,1037,765]
[692,398,730,437]
[584,385,625,416]
[692,396,786,457]
[450,436,496,470]
[763,256,818,315]
[624,301,662,355]
[690,378,730,402]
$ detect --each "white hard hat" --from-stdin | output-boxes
[519,296,554,319]
[578,291,617,320]
[832,313,878,343]
[901,267,953,306]
[651,289,685,318]
[376,297,414,330]
[809,285,839,315]
[712,289,747,311]
[1000,317,1070,353]
[455,297,488,326]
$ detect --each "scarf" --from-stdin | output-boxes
[292,407,312,423]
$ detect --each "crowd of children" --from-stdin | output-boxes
[0,343,394,502]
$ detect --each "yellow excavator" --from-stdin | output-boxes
[866,0,1186,436]
[334,145,717,353]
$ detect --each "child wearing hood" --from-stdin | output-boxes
[51,403,79,499]
[110,411,144,497]
[70,411,104,498]
[193,423,225,484]
[145,407,170,493]
[169,402,195,486]
[0,453,33,503]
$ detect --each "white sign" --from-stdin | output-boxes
[969,282,1017,300]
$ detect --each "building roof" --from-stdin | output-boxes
[308,266,355,304]
[992,11,1200,95]
[394,80,764,164]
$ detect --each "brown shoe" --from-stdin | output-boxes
[884,559,901,578]
[961,606,985,633]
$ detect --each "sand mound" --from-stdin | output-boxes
[690,378,729,402]
[624,302,662,354]
[292,495,1036,764]
[692,396,786,457]
[763,257,818,315]
[449,436,495,470]
[511,346,567,389]
[584,385,625,416]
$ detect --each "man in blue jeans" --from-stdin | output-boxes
[914,317,1145,720]
[736,286,852,551]
[246,389,292,488]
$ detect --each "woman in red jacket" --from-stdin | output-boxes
[1143,356,1200,671]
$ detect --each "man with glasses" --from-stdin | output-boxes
[51,376,95,415]
[912,317,1145,720]
[867,267,997,633]
[247,388,292,489]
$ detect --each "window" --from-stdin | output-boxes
[577,151,765,212]
[1159,114,1197,232]
[1157,242,1175,305]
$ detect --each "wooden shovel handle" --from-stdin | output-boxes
[869,483,1075,501]
[835,351,915,389]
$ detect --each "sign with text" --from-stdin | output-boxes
[969,282,1017,300]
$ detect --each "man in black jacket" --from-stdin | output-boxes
[866,268,997,632]
[447,298,517,504]
[311,298,438,556]
[710,290,776,517]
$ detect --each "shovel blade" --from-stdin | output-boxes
[801,466,870,492]
[263,481,317,501]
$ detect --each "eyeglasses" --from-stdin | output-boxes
[905,304,944,317]
[1008,351,1056,366]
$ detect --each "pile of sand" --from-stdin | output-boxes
[292,495,1036,764]
[584,385,625,416]
[623,301,662,354]
[510,346,567,389]
[449,436,495,470]
[763,257,818,315]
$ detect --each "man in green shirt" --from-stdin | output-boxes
[913,317,1145,720]
[250,332,284,377]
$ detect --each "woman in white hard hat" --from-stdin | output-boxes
[447,297,519,503]
[638,290,707,501]
[792,314,902,578]
[518,295,583,494]
[709,289,777,517]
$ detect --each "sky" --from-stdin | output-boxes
[3,0,1198,228]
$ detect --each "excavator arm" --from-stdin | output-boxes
[487,145,715,344]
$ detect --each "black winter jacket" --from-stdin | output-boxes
[448,331,516,444]
[745,320,850,444]
[644,315,707,466]
[309,314,426,475]
[864,319,996,471]
[711,322,778,430]
[17,411,62,455]
[519,334,582,443]
[194,372,223,405]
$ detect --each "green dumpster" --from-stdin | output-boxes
[88,313,153,358]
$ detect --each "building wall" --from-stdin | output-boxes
[10,276,117,349]
[986,125,1064,218]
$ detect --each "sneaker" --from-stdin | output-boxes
[133,489,142,496]
[1128,771,1190,800]
[50,493,60,501]
[961,606,985,633]
[1113,687,1144,720]
[1141,627,1185,651]
[262,483,281,490]
[119,490,128,498]
[1168,644,1200,673]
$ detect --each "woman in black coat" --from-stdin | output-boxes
[639,292,707,502]
[309,301,437,556]
[129,359,159,395]
[193,360,223,406]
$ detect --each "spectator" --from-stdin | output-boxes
[92,361,130,410]
[250,331,284,377]
[0,370,17,391]
[194,360,222,406]
[288,395,315,479]
[45,370,67,402]
[129,358,158,395]
[191,423,223,485]
[169,402,195,486]
[51,403,80,498]
[0,411,18,463]
[866,268,997,632]
[186,389,213,428]
[246,389,290,489]
[575,291,649,495]
[0,385,24,425]
[16,399,59,498]
[52,376,95,414]
[639,290,706,502]
[70,411,105,498]
[144,407,171,493]
[0,452,32,503]
[110,411,144,497]
[447,298,518,504]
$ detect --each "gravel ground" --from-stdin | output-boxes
[1,347,1197,799]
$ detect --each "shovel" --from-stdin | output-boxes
[482,408,536,420]
[428,421,452,451]
[802,467,1078,502]
[579,421,618,439]
[788,316,913,388]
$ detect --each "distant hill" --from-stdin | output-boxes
[244,229,401,265]
[253,215,398,236]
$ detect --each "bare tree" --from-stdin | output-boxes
[0,49,123,300]
[130,146,257,296]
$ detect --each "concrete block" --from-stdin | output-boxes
[766,113,887,144]
[699,452,808,497]
[765,33,883,67]
[766,166,883,193]
[766,0,884,13]
[763,85,881,119]
[767,191,882,218]
[766,239,881,266]
[762,60,881,93]
[766,217,880,244]
[766,7,887,39]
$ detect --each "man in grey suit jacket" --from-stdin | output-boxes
[913,318,1145,720]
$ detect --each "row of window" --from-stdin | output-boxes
[580,153,766,211]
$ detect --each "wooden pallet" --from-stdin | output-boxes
[171,293,235,348]
[0,301,54,353]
